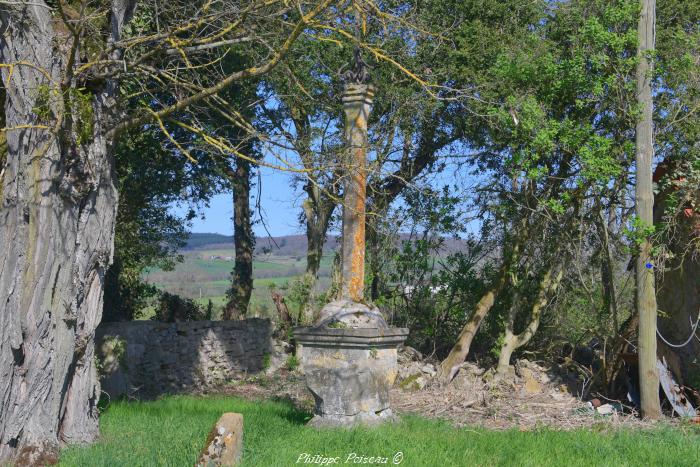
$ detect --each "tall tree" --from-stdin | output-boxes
[0,4,136,462]
[437,0,641,380]
[635,0,661,419]
[224,142,256,319]
[0,1,336,461]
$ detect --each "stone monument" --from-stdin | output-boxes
[294,49,409,427]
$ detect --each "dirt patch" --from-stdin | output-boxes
[392,347,657,430]
[213,370,314,413]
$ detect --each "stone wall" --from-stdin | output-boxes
[96,319,272,399]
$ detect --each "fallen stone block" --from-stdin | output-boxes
[197,413,243,466]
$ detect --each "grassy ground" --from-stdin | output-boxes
[60,396,700,467]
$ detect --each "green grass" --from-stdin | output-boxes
[60,396,700,467]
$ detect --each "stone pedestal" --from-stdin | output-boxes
[294,323,408,427]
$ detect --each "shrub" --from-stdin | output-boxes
[153,291,208,322]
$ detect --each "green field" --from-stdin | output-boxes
[59,396,700,466]
[144,249,334,318]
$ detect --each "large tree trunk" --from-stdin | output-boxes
[635,0,661,419]
[0,83,5,185]
[0,3,131,463]
[224,158,254,319]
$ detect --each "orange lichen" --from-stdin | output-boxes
[340,85,373,302]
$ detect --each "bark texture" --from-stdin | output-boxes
[0,2,133,463]
[496,267,564,375]
[438,230,524,382]
[224,158,254,319]
[438,268,508,382]
[300,181,335,323]
[634,0,661,419]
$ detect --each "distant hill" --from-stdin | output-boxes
[184,232,340,256]
[185,232,470,257]
[184,233,234,249]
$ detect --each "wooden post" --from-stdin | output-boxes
[635,0,661,419]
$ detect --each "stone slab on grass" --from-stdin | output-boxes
[197,413,243,466]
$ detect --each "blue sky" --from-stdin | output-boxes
[176,163,482,239]
[176,165,304,237]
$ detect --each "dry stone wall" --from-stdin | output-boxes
[96,319,272,399]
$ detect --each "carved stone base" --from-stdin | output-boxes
[294,327,408,427]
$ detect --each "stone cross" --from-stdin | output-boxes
[294,69,408,428]
[340,83,375,302]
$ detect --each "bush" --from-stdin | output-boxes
[153,291,209,322]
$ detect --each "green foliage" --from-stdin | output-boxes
[624,216,657,252]
[369,346,378,359]
[326,321,347,329]
[32,84,56,123]
[152,291,209,322]
[103,126,224,321]
[94,336,127,378]
[204,300,214,321]
[284,355,299,371]
[70,88,94,146]
[262,353,271,371]
[283,274,316,324]
[376,187,490,358]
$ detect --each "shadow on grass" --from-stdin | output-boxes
[269,396,314,425]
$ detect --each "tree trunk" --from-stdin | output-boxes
[0,83,5,190]
[0,15,120,467]
[366,215,384,301]
[438,277,507,382]
[597,209,620,334]
[304,193,334,280]
[0,3,134,462]
[438,253,512,382]
[605,313,639,395]
[300,182,335,323]
[438,228,525,382]
[224,158,254,319]
[496,267,564,375]
[635,0,661,419]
